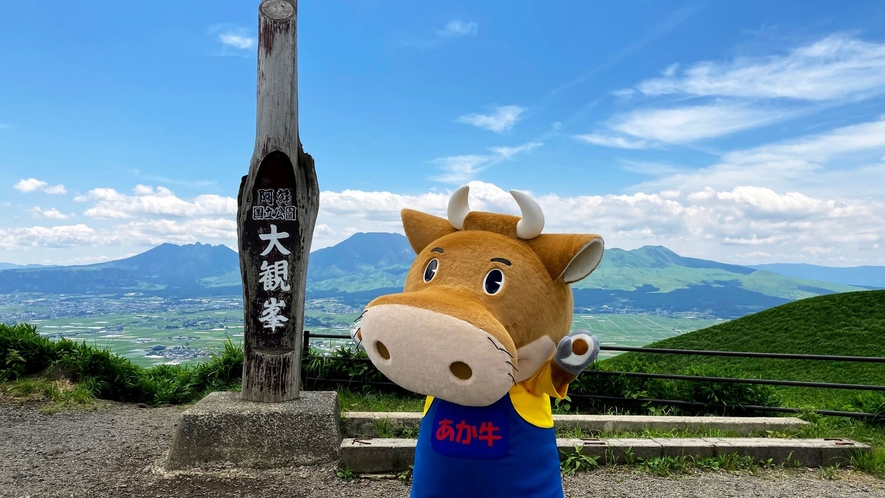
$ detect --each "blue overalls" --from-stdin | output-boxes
[410,384,564,498]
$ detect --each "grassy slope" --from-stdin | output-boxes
[599,290,885,410]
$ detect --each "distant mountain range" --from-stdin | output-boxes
[0,242,241,296]
[750,263,885,289]
[1,233,881,318]
[0,263,53,270]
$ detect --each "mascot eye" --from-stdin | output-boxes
[423,258,439,282]
[484,269,505,295]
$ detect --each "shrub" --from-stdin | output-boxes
[566,360,781,416]
[0,323,243,405]
[0,323,57,379]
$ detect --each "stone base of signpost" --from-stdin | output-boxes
[165,391,341,470]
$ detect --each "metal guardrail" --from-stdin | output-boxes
[301,330,885,421]
[602,345,885,363]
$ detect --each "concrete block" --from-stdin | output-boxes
[688,417,806,435]
[606,438,663,463]
[709,437,822,467]
[550,414,809,435]
[166,391,341,470]
[339,438,416,473]
[819,439,868,467]
[653,438,716,459]
[343,412,422,438]
[557,438,607,461]
[557,438,664,464]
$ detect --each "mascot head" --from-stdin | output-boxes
[353,186,604,406]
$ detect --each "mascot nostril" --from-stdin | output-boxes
[375,341,390,360]
[352,185,605,498]
[449,361,472,380]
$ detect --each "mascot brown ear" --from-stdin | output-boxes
[527,234,604,284]
[402,209,457,254]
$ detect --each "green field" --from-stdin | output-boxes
[291,312,725,360]
[1,293,726,367]
[573,314,724,359]
[25,310,722,367]
[30,311,242,368]
[5,296,361,367]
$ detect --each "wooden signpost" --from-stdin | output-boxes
[238,0,319,402]
[167,1,339,469]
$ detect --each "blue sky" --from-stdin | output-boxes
[1,0,884,266]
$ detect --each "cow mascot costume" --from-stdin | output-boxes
[351,185,604,497]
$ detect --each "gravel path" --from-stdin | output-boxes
[2,401,885,498]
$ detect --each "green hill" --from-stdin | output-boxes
[597,290,885,411]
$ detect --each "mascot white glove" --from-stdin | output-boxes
[553,329,600,376]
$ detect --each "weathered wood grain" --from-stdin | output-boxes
[238,0,319,402]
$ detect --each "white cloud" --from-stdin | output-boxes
[218,33,255,50]
[635,117,885,195]
[488,142,542,159]
[208,25,255,55]
[432,155,494,184]
[0,183,240,260]
[0,217,236,252]
[457,105,524,133]
[14,178,66,194]
[78,185,236,219]
[111,218,237,246]
[619,161,683,176]
[42,184,67,194]
[0,224,97,250]
[727,118,885,163]
[14,178,46,193]
[610,103,788,143]
[610,88,635,98]
[432,141,543,183]
[29,207,69,220]
[637,34,885,101]
[437,21,478,38]
[3,177,884,265]
[399,20,478,49]
[310,181,885,265]
[574,133,647,149]
[662,63,680,77]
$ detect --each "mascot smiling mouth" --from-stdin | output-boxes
[352,185,603,498]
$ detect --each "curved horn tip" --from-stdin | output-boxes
[447,185,471,230]
[510,189,545,239]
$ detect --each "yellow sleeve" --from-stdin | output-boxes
[521,362,568,399]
